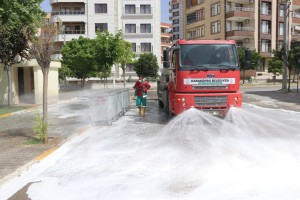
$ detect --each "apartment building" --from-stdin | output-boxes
[161,22,172,66]
[169,0,184,41]
[180,0,300,78]
[50,0,161,80]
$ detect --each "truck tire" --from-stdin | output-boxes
[158,99,164,108]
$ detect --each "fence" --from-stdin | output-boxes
[88,89,130,126]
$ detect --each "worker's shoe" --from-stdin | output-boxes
[141,107,146,117]
[138,107,142,116]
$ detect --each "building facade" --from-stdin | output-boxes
[50,0,161,80]
[169,0,184,41]
[161,22,172,67]
[179,0,300,79]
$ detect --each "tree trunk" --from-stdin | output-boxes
[6,64,12,108]
[288,69,291,93]
[43,69,49,144]
[122,66,126,88]
[293,68,296,82]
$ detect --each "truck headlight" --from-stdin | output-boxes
[182,98,186,102]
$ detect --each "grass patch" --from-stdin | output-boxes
[22,138,43,145]
[0,106,28,115]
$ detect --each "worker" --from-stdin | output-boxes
[209,49,225,64]
[133,76,151,117]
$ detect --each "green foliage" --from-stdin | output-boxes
[288,46,300,70]
[61,36,97,80]
[94,30,123,72]
[268,58,282,75]
[22,138,43,145]
[59,64,74,81]
[237,47,261,71]
[134,53,159,78]
[116,38,135,70]
[32,111,48,143]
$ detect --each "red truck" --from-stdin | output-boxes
[158,39,242,116]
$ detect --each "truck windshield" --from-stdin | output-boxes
[180,44,239,70]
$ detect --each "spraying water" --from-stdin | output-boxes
[6,107,300,199]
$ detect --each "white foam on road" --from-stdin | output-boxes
[1,107,300,200]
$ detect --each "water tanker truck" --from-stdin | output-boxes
[158,39,245,116]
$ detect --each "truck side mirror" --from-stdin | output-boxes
[245,48,251,69]
[163,49,170,68]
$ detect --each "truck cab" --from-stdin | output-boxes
[158,40,242,116]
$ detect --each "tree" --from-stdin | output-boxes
[61,36,97,88]
[0,26,30,107]
[237,47,261,84]
[0,0,44,107]
[134,53,159,78]
[115,38,135,87]
[94,31,122,87]
[30,21,58,143]
[272,47,300,92]
[268,58,282,84]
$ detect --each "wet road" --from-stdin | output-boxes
[1,86,300,199]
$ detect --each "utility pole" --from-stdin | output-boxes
[282,0,291,90]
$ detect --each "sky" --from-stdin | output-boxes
[40,0,171,23]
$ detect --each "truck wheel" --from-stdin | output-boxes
[158,99,164,108]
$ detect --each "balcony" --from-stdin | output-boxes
[226,7,255,21]
[292,0,300,10]
[51,13,86,23]
[292,12,300,25]
[55,30,86,42]
[226,27,255,40]
[292,32,300,41]
[122,7,153,19]
[123,26,153,38]
[51,0,86,4]
[161,33,172,38]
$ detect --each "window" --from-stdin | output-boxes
[141,24,151,33]
[186,0,204,9]
[126,64,134,72]
[125,5,135,14]
[173,19,179,24]
[279,22,284,35]
[187,30,196,40]
[60,7,71,15]
[226,2,232,12]
[95,4,107,13]
[173,3,179,9]
[64,26,71,34]
[211,2,221,16]
[196,25,205,38]
[261,20,271,34]
[211,21,221,34]
[125,24,136,33]
[261,2,271,15]
[173,26,179,32]
[173,11,179,17]
[279,4,284,17]
[226,21,231,32]
[261,40,271,52]
[131,43,136,52]
[95,23,108,32]
[277,41,284,50]
[141,43,151,52]
[187,8,204,24]
[140,5,151,14]
[173,34,180,40]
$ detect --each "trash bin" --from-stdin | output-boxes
[248,76,253,83]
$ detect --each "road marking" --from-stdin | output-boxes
[0,113,12,119]
[35,147,58,161]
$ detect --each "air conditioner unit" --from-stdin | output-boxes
[249,0,254,4]
[244,19,250,24]
[244,38,249,43]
